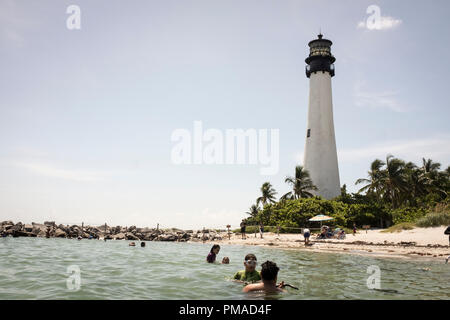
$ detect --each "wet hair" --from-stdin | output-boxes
[244,253,257,261]
[141,242,146,247]
[210,244,220,253]
[260,261,279,281]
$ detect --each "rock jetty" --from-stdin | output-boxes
[0,221,224,242]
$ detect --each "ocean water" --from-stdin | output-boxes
[0,237,449,300]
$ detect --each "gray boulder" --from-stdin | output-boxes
[125,232,139,240]
[11,223,23,232]
[143,234,156,241]
[54,228,66,238]
[114,232,125,240]
[159,234,177,241]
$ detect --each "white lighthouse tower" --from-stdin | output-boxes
[303,34,340,199]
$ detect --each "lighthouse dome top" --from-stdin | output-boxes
[305,33,335,65]
[308,33,333,47]
[305,33,336,78]
[306,34,335,62]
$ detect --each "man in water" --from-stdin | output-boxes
[233,254,261,283]
[242,261,285,293]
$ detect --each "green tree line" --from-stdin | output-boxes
[244,155,450,230]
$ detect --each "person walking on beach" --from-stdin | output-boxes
[240,220,246,240]
[353,223,357,236]
[259,222,264,239]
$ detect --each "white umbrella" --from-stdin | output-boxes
[309,214,334,227]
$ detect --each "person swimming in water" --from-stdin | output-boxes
[206,244,220,263]
[233,253,261,283]
[222,257,230,264]
[242,261,285,293]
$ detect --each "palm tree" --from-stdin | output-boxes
[246,204,259,218]
[355,159,385,199]
[381,155,408,208]
[256,182,277,208]
[420,158,447,197]
[282,165,317,200]
[403,161,427,206]
[422,158,441,175]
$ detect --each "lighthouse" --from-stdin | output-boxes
[303,34,340,199]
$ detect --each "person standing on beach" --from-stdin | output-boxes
[353,223,357,236]
[259,222,264,239]
[303,228,311,245]
[445,225,450,245]
[240,220,246,240]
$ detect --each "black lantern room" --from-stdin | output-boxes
[305,34,335,78]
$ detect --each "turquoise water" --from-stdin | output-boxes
[0,237,449,300]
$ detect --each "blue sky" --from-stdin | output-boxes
[1,0,449,229]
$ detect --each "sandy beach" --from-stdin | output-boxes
[198,227,450,261]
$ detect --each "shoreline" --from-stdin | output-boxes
[2,220,449,262]
[193,227,450,262]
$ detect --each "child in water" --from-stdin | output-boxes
[233,254,261,283]
[222,257,230,264]
[206,244,220,263]
[242,261,285,293]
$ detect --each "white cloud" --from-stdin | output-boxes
[197,207,245,229]
[293,136,450,170]
[338,136,450,164]
[0,0,38,47]
[353,81,404,112]
[11,162,107,182]
[357,15,402,31]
